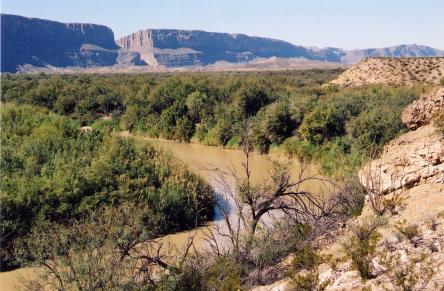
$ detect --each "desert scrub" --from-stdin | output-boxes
[291,245,321,272]
[203,256,242,291]
[395,220,419,242]
[380,250,438,290]
[343,218,385,279]
[289,245,326,290]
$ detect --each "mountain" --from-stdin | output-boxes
[116,30,444,67]
[0,14,144,72]
[2,14,444,72]
[116,29,316,67]
[340,44,444,64]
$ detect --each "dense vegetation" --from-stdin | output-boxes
[0,69,427,289]
[2,70,423,178]
[0,103,214,269]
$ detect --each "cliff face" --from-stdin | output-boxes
[116,29,315,67]
[116,29,444,68]
[1,14,121,72]
[2,13,444,72]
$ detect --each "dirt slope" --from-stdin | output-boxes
[329,57,444,87]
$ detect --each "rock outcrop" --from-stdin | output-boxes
[254,87,444,290]
[359,87,444,194]
[329,57,444,87]
[402,87,444,130]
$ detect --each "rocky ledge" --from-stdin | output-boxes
[359,87,444,194]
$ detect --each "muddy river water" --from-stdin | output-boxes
[0,138,326,290]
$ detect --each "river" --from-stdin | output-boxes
[0,137,326,290]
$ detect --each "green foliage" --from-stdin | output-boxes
[343,218,385,279]
[204,256,242,291]
[252,100,292,153]
[395,220,419,241]
[290,271,319,291]
[291,245,321,272]
[299,104,346,145]
[0,103,214,269]
[1,72,422,179]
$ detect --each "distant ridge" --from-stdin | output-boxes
[2,13,444,72]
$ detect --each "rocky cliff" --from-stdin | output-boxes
[116,30,444,68]
[2,13,444,72]
[1,14,144,72]
[116,29,316,67]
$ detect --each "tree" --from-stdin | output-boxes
[235,83,270,118]
[204,128,333,257]
[299,104,346,145]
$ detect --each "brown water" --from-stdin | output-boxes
[145,137,325,251]
[0,138,325,289]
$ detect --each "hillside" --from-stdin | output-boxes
[329,57,444,87]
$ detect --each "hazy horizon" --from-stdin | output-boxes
[3,0,444,50]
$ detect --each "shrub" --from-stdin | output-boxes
[290,271,319,291]
[204,256,241,291]
[329,176,366,219]
[343,218,384,279]
[291,245,321,272]
[395,220,419,242]
[433,109,444,133]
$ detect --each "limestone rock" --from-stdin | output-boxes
[402,87,444,130]
[359,124,444,194]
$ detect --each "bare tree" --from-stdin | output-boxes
[203,129,335,259]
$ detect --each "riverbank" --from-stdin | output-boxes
[0,135,326,290]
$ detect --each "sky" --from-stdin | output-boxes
[2,0,444,50]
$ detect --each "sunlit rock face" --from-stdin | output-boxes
[116,29,317,67]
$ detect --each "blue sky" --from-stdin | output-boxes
[3,0,444,50]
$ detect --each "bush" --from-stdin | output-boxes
[299,104,346,145]
[204,256,241,291]
[291,245,321,272]
[290,271,319,291]
[329,176,366,219]
[395,220,419,241]
[343,218,384,279]
[14,203,172,290]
